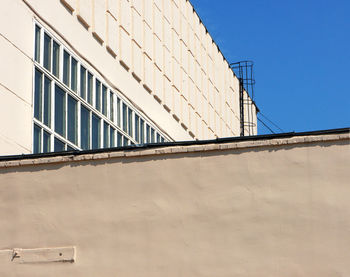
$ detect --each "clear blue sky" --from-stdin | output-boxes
[190,0,350,134]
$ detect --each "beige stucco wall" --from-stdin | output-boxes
[0,132,349,276]
[0,0,257,155]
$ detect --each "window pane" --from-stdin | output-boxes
[33,124,41,154]
[43,130,51,153]
[135,114,139,142]
[110,92,114,121]
[87,72,93,105]
[35,25,41,62]
[71,57,78,92]
[161,137,165,143]
[157,133,161,143]
[80,105,90,150]
[102,85,107,116]
[43,33,51,71]
[117,97,121,127]
[63,50,70,86]
[52,41,60,78]
[80,66,86,99]
[123,136,129,146]
[103,122,109,148]
[128,108,133,136]
[43,76,51,127]
[140,119,145,144]
[92,114,101,149]
[117,132,122,147]
[146,125,150,143]
[55,85,66,137]
[67,145,75,151]
[34,68,43,121]
[151,128,155,143]
[67,95,78,144]
[110,128,115,147]
[54,137,65,152]
[95,79,101,111]
[122,103,127,132]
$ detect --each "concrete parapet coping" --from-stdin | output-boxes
[0,130,349,169]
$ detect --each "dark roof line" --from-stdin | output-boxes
[0,127,349,162]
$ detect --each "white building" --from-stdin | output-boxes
[0,0,257,155]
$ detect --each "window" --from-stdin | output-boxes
[102,85,107,116]
[55,85,66,137]
[33,124,41,154]
[117,131,122,147]
[95,79,101,111]
[43,76,51,127]
[34,68,43,121]
[35,25,41,62]
[43,33,51,71]
[128,108,133,137]
[146,125,150,143]
[80,66,86,99]
[33,23,168,154]
[43,130,51,153]
[54,137,65,152]
[103,122,109,148]
[63,50,70,86]
[80,105,90,150]
[109,92,114,122]
[122,103,127,132]
[71,57,78,92]
[67,95,78,144]
[87,72,93,105]
[110,128,115,147]
[52,41,60,78]
[140,119,145,144]
[92,114,100,149]
[135,114,140,142]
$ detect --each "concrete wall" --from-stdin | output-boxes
[0,0,257,155]
[0,132,349,276]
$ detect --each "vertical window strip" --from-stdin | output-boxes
[110,92,114,122]
[80,105,90,150]
[103,122,109,148]
[80,66,87,100]
[33,124,42,154]
[135,114,140,142]
[54,85,66,137]
[52,41,60,78]
[67,95,78,144]
[92,114,100,149]
[102,85,107,116]
[71,57,78,92]
[122,103,127,132]
[87,72,93,105]
[95,79,101,111]
[43,76,51,127]
[34,68,43,121]
[110,128,115,147]
[128,108,133,137]
[63,50,70,86]
[117,97,121,127]
[43,130,51,153]
[35,25,41,62]
[43,33,51,71]
[140,119,145,144]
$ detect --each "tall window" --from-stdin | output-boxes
[33,23,168,154]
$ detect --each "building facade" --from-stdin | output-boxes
[0,0,257,156]
[0,129,349,276]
